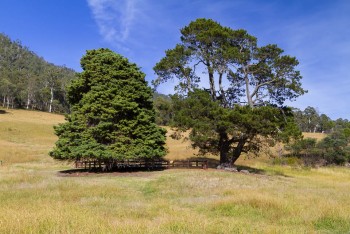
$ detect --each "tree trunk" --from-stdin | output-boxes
[219,144,230,164]
[11,97,14,109]
[49,87,54,113]
[6,96,10,109]
[219,132,230,164]
[245,74,254,107]
[207,63,216,100]
[218,72,226,105]
[230,139,246,164]
[26,93,31,109]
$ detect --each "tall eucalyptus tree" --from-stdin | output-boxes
[154,19,306,164]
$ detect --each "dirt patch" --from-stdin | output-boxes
[57,168,165,177]
[57,167,212,177]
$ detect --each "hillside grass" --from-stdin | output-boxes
[303,132,327,141]
[1,109,350,233]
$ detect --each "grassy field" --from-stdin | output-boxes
[1,109,350,233]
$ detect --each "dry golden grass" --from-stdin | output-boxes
[1,108,350,233]
[163,127,200,160]
[0,109,65,124]
[0,109,64,165]
[303,132,327,140]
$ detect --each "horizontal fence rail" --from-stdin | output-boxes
[74,159,208,171]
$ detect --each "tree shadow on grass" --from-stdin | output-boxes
[58,167,167,177]
[235,165,265,174]
[57,157,289,177]
[0,110,7,114]
[234,164,291,177]
[187,156,289,177]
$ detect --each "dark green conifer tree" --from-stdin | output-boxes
[50,49,167,163]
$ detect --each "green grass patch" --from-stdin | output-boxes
[314,216,350,233]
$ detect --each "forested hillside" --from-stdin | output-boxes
[0,33,76,113]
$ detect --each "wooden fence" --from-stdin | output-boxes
[75,159,208,171]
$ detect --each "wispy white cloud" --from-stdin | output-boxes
[277,2,350,118]
[234,1,350,118]
[87,0,137,47]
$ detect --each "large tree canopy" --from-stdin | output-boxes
[50,49,167,162]
[154,18,306,107]
[154,18,305,165]
[171,89,301,164]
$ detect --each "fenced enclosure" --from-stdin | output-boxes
[74,158,208,171]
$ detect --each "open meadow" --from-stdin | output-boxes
[1,109,350,233]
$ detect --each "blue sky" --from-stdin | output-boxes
[0,0,349,119]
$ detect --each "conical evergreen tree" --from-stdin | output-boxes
[50,49,167,162]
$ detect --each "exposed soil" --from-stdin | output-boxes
[57,168,167,177]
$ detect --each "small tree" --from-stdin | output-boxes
[50,49,167,165]
[317,130,350,165]
[285,129,350,166]
[153,93,173,126]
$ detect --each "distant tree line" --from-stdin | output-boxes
[292,106,350,134]
[0,33,76,113]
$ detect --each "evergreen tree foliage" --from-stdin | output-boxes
[50,49,167,162]
[171,89,301,164]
